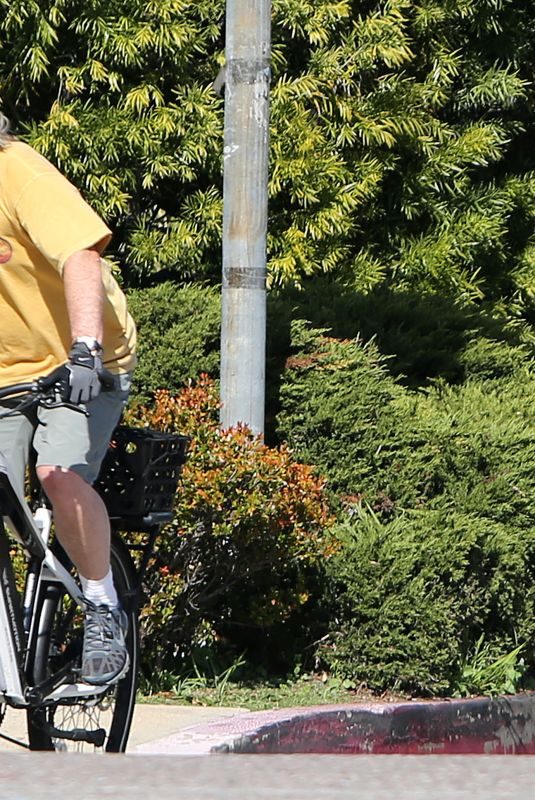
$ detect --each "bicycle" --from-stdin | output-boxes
[0,369,189,752]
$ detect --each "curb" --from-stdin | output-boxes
[134,693,535,755]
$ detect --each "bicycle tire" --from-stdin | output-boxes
[26,534,139,752]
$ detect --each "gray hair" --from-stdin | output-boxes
[0,113,12,148]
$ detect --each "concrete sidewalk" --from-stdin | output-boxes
[0,702,245,753]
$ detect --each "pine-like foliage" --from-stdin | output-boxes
[1,0,535,315]
[0,0,225,284]
[268,0,535,314]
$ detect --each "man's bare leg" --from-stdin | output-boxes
[36,464,129,685]
[36,465,110,579]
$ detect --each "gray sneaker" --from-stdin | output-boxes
[81,602,130,686]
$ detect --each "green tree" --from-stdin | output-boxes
[2,0,535,319]
[0,0,225,284]
[268,0,535,314]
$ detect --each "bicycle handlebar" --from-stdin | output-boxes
[0,382,37,400]
[0,365,112,416]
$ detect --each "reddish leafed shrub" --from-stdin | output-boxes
[126,376,333,677]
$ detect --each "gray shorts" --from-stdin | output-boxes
[0,373,131,496]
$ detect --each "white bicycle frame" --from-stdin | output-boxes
[0,459,106,707]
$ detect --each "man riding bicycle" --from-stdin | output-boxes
[0,113,137,686]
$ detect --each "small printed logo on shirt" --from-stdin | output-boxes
[0,238,12,264]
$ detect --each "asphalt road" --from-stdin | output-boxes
[1,753,534,800]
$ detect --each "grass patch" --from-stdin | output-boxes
[138,672,409,711]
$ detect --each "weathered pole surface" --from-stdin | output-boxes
[220,0,271,434]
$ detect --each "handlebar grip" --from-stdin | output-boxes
[37,365,67,391]
[38,365,115,394]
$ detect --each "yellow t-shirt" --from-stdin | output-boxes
[0,141,137,386]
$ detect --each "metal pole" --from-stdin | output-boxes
[220,0,271,435]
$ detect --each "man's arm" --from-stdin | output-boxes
[61,247,107,403]
[63,247,104,343]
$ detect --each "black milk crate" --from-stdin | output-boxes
[95,426,190,519]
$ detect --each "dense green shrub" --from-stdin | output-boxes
[276,320,405,499]
[459,336,534,381]
[268,280,534,389]
[126,282,221,404]
[126,377,333,679]
[276,320,535,692]
[277,320,535,513]
[320,507,535,695]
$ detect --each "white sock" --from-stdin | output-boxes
[80,568,119,608]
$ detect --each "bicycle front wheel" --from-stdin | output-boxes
[27,534,139,752]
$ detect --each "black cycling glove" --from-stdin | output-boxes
[64,340,104,404]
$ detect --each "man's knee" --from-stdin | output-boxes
[36,465,87,501]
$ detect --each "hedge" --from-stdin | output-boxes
[276,320,535,694]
